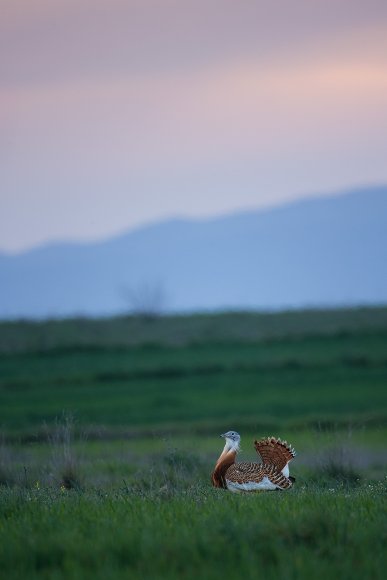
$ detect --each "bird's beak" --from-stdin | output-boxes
[220,433,226,438]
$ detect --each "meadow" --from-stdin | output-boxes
[1,484,386,580]
[0,307,386,578]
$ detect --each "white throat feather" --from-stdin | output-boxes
[224,438,240,454]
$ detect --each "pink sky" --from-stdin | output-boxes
[1,0,387,252]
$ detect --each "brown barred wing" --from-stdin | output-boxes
[225,462,265,484]
[254,437,296,471]
[225,462,293,490]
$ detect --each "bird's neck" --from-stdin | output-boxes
[211,442,239,488]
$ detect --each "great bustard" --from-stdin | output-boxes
[211,431,296,492]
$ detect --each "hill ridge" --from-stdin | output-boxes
[1,185,386,318]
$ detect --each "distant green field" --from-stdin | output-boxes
[1,305,387,353]
[1,330,387,434]
[1,309,386,487]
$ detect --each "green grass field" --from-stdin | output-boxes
[1,484,386,580]
[1,308,386,578]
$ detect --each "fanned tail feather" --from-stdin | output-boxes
[254,436,296,471]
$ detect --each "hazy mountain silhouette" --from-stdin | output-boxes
[1,186,386,318]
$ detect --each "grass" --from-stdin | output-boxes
[0,482,386,580]
[1,305,387,353]
[1,308,387,578]
[1,330,387,434]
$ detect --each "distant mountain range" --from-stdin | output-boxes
[1,186,386,318]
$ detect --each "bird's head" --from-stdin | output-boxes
[221,430,241,452]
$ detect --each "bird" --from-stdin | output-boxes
[211,430,296,492]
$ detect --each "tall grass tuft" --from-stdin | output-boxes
[311,440,361,487]
[46,414,83,490]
